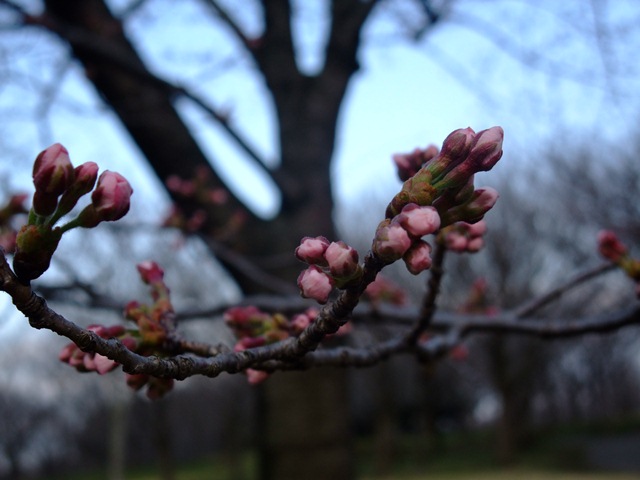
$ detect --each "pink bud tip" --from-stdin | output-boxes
[597,230,627,262]
[403,240,433,275]
[137,261,165,284]
[324,241,359,278]
[468,127,503,171]
[397,204,441,237]
[32,143,74,196]
[295,236,330,264]
[91,171,133,221]
[372,221,412,262]
[297,265,334,304]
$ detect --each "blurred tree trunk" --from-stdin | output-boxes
[41,1,377,479]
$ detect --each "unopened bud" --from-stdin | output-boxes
[403,240,433,275]
[295,236,330,265]
[324,241,360,278]
[372,220,412,263]
[297,265,334,304]
[91,171,133,222]
[396,203,441,237]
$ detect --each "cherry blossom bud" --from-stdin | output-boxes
[427,128,476,179]
[466,236,484,252]
[295,236,330,264]
[597,230,627,263]
[365,274,407,306]
[52,162,100,222]
[93,354,119,375]
[393,145,439,181]
[13,224,62,281]
[403,240,433,275]
[91,171,133,221]
[467,126,504,171]
[137,260,165,284]
[325,241,360,278]
[444,230,468,252]
[246,369,270,385]
[32,143,74,196]
[466,220,488,237]
[372,220,412,263]
[297,265,334,304]
[396,203,441,238]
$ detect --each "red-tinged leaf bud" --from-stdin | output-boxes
[372,220,412,263]
[597,230,627,263]
[467,126,504,171]
[32,143,74,196]
[325,241,360,278]
[297,265,334,304]
[91,171,133,222]
[403,240,433,275]
[295,236,330,265]
[137,260,165,284]
[396,204,441,238]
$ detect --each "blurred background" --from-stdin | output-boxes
[0,1,639,479]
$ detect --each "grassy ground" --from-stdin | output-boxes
[53,421,640,480]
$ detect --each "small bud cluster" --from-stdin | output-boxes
[371,127,503,272]
[162,167,245,239]
[13,144,133,282]
[364,273,407,307]
[0,194,28,253]
[598,230,640,297]
[295,237,363,303]
[59,324,135,375]
[372,203,441,274]
[225,305,343,384]
[438,220,488,253]
[59,261,176,399]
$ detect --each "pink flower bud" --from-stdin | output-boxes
[597,230,627,263]
[91,171,133,221]
[397,203,441,237]
[246,368,270,385]
[372,221,412,263]
[295,236,330,264]
[403,240,433,275]
[444,231,468,252]
[93,353,119,375]
[392,145,439,181]
[466,219,488,237]
[467,127,504,171]
[325,241,360,278]
[137,261,165,284]
[297,265,334,304]
[32,143,74,196]
[466,236,484,252]
[428,127,476,179]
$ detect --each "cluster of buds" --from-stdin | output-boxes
[295,237,363,303]
[372,203,441,273]
[598,230,640,297]
[224,306,325,384]
[0,194,28,253]
[162,166,245,240]
[59,324,136,375]
[373,127,502,270]
[438,220,488,253]
[59,261,176,399]
[12,144,133,282]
